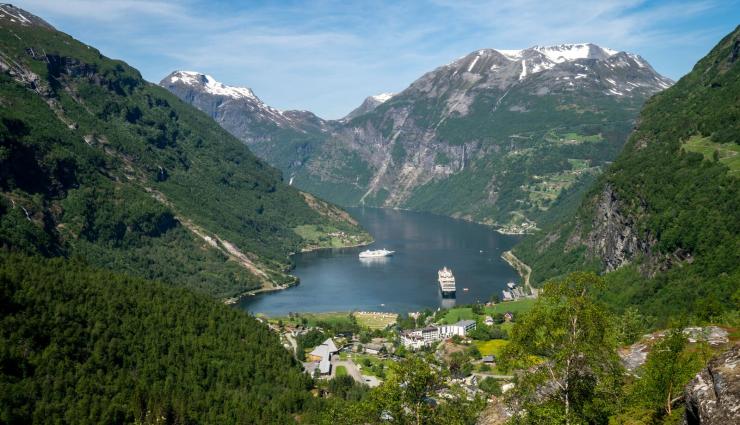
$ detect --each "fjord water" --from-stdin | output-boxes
[238,208,521,315]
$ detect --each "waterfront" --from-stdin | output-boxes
[238,208,521,315]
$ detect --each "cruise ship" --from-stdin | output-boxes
[438,267,457,297]
[358,248,395,259]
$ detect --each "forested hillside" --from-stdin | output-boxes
[0,254,311,424]
[515,26,740,324]
[0,6,368,298]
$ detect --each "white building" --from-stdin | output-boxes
[307,338,339,375]
[400,320,476,349]
[439,320,476,338]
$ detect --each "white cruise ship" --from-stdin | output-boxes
[358,248,395,259]
[438,267,456,297]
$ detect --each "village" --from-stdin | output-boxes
[260,299,533,400]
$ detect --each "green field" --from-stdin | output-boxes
[293,224,369,249]
[267,311,355,328]
[682,135,740,176]
[335,365,348,377]
[267,311,397,331]
[353,312,398,330]
[474,340,510,357]
[440,299,537,324]
[354,354,395,379]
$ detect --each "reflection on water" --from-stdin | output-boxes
[238,207,521,315]
[440,297,457,309]
[359,256,390,266]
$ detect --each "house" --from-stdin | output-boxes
[307,338,339,362]
[484,316,494,326]
[400,331,428,350]
[482,355,495,363]
[440,320,476,338]
[503,312,514,322]
[402,320,477,349]
[364,343,384,355]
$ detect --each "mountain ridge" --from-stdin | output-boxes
[164,42,672,231]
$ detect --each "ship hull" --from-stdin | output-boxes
[439,289,456,298]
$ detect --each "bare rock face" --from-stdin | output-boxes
[619,327,729,373]
[585,184,655,271]
[683,345,740,425]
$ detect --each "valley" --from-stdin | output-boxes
[0,3,738,425]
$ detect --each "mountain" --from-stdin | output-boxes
[0,4,369,299]
[164,43,672,230]
[514,27,740,323]
[343,92,395,120]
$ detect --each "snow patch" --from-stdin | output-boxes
[169,71,257,100]
[533,43,617,63]
[0,5,32,24]
[467,55,480,72]
[519,60,527,80]
[371,92,394,103]
[498,49,523,60]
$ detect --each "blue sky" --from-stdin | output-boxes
[15,0,740,119]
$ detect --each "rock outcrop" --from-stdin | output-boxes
[585,185,654,271]
[683,345,740,424]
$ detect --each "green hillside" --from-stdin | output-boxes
[515,26,740,324]
[0,14,368,298]
[0,254,311,424]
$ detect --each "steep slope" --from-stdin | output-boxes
[0,253,312,424]
[514,27,740,322]
[165,44,672,230]
[0,5,369,299]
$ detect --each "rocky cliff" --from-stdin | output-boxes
[513,27,739,323]
[683,345,740,424]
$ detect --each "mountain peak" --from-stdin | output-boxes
[0,3,54,29]
[164,70,258,101]
[343,92,395,120]
[495,43,618,62]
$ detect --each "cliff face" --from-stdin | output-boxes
[583,185,653,271]
[512,27,739,323]
[683,345,740,425]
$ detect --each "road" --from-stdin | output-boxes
[331,358,381,387]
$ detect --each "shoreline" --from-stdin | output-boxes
[501,250,533,295]
[224,238,373,305]
[296,238,373,254]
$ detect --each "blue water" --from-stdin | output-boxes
[237,208,521,315]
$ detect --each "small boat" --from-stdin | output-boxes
[359,248,395,258]
[463,288,469,292]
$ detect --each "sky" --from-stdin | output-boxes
[14,0,740,119]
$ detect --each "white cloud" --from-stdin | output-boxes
[12,0,735,118]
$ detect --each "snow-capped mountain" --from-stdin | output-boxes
[163,43,673,227]
[343,92,395,120]
[161,71,329,145]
